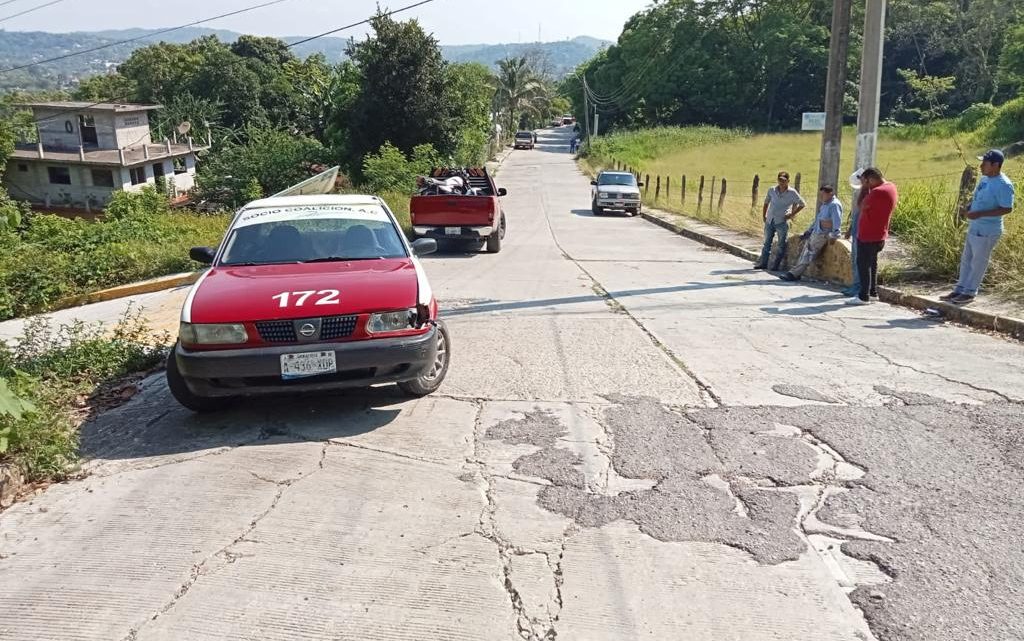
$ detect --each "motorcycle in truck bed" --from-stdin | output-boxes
[410,167,508,253]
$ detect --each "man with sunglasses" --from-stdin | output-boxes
[755,171,806,271]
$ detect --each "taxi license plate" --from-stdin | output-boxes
[445,227,461,236]
[614,202,625,207]
[281,351,337,380]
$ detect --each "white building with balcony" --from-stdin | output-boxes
[2,102,208,211]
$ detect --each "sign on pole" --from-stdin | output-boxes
[802,112,827,131]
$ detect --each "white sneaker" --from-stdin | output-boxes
[845,297,870,306]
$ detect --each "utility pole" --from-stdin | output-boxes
[583,78,592,142]
[593,107,599,138]
[818,0,854,191]
[855,0,886,173]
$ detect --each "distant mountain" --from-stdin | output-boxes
[0,28,609,92]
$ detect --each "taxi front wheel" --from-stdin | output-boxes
[166,349,232,413]
[399,321,451,397]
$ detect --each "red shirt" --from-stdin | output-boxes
[857,182,899,242]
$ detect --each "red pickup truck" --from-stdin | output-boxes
[410,168,508,253]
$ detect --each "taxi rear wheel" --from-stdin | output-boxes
[399,322,450,397]
[165,350,232,413]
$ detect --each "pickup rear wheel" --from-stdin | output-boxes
[592,201,603,215]
[398,322,451,397]
[165,349,231,413]
[486,214,505,253]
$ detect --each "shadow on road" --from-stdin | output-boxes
[80,384,407,462]
[760,304,849,316]
[864,317,943,330]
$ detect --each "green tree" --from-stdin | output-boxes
[195,125,328,207]
[446,62,495,165]
[998,23,1024,99]
[72,73,137,102]
[336,12,459,174]
[493,56,546,136]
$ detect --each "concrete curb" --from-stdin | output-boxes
[52,271,201,312]
[638,211,1024,342]
[0,462,25,510]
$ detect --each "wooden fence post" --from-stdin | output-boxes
[666,176,670,203]
[751,174,760,212]
[956,166,978,223]
[794,172,802,194]
[645,174,650,195]
[718,178,728,213]
[681,175,686,205]
[655,175,661,200]
[697,175,705,212]
[710,176,717,210]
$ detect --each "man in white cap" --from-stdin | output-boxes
[939,149,1015,305]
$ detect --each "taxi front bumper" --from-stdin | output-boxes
[174,327,437,398]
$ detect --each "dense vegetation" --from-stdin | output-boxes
[565,0,1024,132]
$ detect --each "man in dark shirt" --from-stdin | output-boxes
[847,167,898,305]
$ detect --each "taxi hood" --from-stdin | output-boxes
[187,258,419,324]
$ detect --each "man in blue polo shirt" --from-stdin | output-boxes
[940,149,1015,305]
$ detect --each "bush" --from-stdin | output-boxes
[976,97,1024,145]
[361,142,442,194]
[0,309,169,481]
[958,103,997,131]
[0,189,229,321]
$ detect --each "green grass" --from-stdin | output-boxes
[0,309,169,483]
[585,125,1024,301]
[0,192,230,321]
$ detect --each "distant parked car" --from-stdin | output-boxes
[590,171,643,216]
[514,131,535,150]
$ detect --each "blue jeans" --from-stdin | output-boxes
[954,230,1002,296]
[843,209,861,295]
[758,219,789,267]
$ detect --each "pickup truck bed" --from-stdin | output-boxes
[410,168,508,253]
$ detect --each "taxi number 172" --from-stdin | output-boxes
[271,290,341,308]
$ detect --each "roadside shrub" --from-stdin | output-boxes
[958,103,997,131]
[0,309,169,481]
[585,125,748,168]
[362,142,443,194]
[0,190,229,321]
[975,97,1024,145]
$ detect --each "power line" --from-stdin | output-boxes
[0,0,30,8]
[0,0,292,75]
[0,0,64,23]
[285,0,440,49]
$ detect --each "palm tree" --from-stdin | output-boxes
[493,56,548,137]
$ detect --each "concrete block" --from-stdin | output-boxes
[785,236,853,285]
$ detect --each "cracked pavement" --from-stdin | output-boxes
[3,129,1024,640]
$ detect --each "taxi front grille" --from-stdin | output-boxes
[255,315,359,343]
[256,321,296,343]
[321,315,358,340]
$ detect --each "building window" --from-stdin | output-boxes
[129,167,147,185]
[173,157,187,175]
[79,114,98,146]
[17,164,28,172]
[123,116,140,127]
[47,166,72,185]
[153,162,166,179]
[91,169,115,188]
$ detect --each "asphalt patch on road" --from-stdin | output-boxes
[772,384,839,404]
[487,396,1024,641]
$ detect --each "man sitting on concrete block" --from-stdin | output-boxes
[781,185,843,282]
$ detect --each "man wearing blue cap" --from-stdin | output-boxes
[940,149,1015,305]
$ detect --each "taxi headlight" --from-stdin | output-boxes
[180,322,248,345]
[600,192,610,198]
[367,309,417,334]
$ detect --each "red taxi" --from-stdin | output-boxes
[166,194,449,412]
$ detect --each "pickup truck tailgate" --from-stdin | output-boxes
[410,195,495,226]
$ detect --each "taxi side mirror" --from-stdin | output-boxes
[411,238,437,256]
[590,180,598,186]
[497,188,508,197]
[637,182,645,187]
[189,246,216,264]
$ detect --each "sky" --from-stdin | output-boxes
[0,0,652,45]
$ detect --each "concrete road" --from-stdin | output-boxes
[2,129,1023,641]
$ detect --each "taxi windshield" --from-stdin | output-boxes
[598,174,638,187]
[220,205,407,266]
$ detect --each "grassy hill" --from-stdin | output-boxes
[0,28,608,92]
